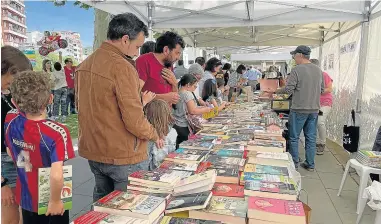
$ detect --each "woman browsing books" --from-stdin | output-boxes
[202,79,227,112]
[173,75,213,148]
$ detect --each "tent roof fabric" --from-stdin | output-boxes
[84,0,369,53]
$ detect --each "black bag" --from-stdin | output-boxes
[343,110,360,153]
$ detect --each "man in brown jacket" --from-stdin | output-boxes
[75,13,162,201]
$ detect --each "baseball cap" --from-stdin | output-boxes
[290,45,311,56]
[188,63,204,76]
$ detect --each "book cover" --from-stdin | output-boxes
[93,190,165,215]
[244,164,289,176]
[194,162,212,174]
[180,140,214,149]
[38,165,72,215]
[224,135,252,143]
[251,152,289,160]
[129,169,192,185]
[70,211,149,224]
[159,161,199,172]
[165,191,212,212]
[211,150,244,158]
[175,170,217,187]
[212,144,245,151]
[159,216,221,224]
[248,140,285,148]
[176,148,210,156]
[216,168,239,178]
[244,180,297,195]
[212,183,244,197]
[243,173,287,183]
[202,196,247,218]
[248,196,305,216]
[206,155,245,167]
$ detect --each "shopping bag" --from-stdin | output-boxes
[343,110,360,153]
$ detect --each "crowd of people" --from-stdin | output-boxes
[0,12,340,224]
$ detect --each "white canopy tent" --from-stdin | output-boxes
[85,0,381,149]
[84,0,369,52]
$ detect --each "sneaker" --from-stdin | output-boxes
[316,144,325,155]
[300,163,315,172]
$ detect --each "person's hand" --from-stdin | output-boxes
[155,139,165,149]
[163,92,180,104]
[161,68,177,86]
[1,185,15,206]
[142,91,156,106]
[46,200,65,216]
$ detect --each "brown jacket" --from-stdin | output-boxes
[75,42,159,165]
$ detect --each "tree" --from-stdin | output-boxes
[50,0,91,9]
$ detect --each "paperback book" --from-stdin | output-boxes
[165,191,213,214]
[244,164,289,176]
[211,149,244,158]
[159,216,222,224]
[129,169,192,187]
[159,161,199,172]
[38,165,72,215]
[244,180,297,201]
[70,211,149,224]
[212,183,244,197]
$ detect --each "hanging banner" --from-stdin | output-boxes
[23,49,37,67]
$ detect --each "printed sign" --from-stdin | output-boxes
[23,49,37,67]
[340,41,356,55]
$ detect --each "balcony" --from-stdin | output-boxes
[3,4,26,18]
[3,27,27,39]
[2,14,27,28]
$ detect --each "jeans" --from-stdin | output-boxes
[1,152,17,188]
[88,159,149,202]
[289,111,318,168]
[317,106,331,145]
[65,88,76,114]
[173,125,190,149]
[53,87,68,117]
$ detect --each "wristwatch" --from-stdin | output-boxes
[1,178,8,187]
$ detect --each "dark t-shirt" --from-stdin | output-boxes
[1,93,14,152]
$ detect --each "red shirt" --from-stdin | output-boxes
[64,66,76,88]
[4,110,75,212]
[135,53,172,94]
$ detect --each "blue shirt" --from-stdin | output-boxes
[244,69,262,81]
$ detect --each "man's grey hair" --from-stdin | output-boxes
[310,59,320,66]
[107,13,148,41]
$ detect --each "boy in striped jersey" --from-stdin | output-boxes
[4,71,75,224]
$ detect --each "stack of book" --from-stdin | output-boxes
[71,100,308,224]
[356,150,381,168]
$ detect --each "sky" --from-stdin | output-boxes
[25,1,94,47]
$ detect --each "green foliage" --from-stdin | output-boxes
[225,54,231,61]
[50,0,91,10]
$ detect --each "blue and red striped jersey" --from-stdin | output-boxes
[4,109,75,212]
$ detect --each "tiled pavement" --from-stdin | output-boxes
[68,140,377,224]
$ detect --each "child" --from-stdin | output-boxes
[202,79,226,111]
[4,71,75,224]
[52,62,68,122]
[144,99,173,170]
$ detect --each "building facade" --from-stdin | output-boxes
[1,0,27,47]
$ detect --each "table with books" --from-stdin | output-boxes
[71,95,310,224]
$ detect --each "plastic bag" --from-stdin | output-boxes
[362,181,381,210]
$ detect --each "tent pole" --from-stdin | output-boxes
[148,2,153,41]
[355,1,371,113]
[318,30,324,65]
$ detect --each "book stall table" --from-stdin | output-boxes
[71,94,309,224]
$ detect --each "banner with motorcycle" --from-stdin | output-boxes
[37,31,68,56]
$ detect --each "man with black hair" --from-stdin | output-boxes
[136,31,185,104]
[174,59,188,80]
[75,13,162,201]
[195,57,206,69]
[64,57,76,114]
[140,41,155,55]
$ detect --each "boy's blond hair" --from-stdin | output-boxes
[144,99,173,138]
[10,71,52,114]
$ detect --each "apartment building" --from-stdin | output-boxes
[1,0,27,47]
[60,31,83,62]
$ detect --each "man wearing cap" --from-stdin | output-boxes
[277,45,324,171]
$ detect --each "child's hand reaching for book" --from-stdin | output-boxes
[46,200,65,216]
